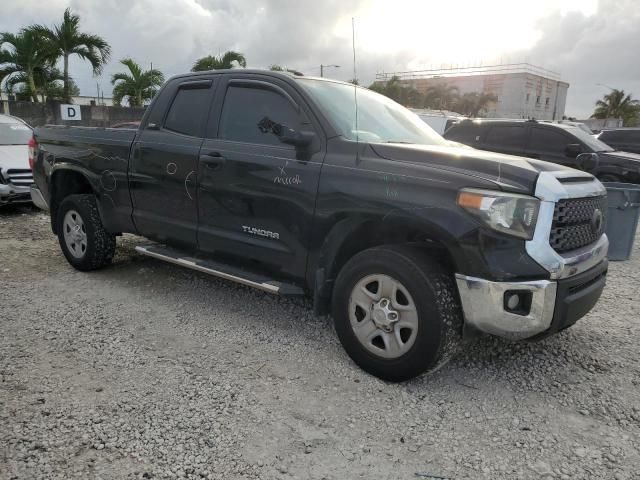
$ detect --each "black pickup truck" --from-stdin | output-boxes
[30,70,609,381]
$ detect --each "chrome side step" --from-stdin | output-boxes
[135,245,304,296]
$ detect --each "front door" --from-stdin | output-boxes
[526,126,581,167]
[197,76,325,280]
[130,78,216,247]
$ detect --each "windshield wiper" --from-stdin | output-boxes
[384,140,413,144]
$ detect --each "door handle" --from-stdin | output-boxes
[200,152,226,170]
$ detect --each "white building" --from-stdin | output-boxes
[377,63,569,121]
[71,95,115,106]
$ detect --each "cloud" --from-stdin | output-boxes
[513,0,640,117]
[1,0,638,118]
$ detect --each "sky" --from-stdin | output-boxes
[1,0,639,118]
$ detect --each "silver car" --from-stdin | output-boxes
[0,114,33,206]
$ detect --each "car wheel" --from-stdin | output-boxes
[332,245,463,382]
[56,194,116,271]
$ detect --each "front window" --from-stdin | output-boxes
[296,79,447,146]
[565,126,613,152]
[0,122,32,145]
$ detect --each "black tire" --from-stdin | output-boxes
[56,194,116,271]
[332,245,463,382]
[598,173,621,183]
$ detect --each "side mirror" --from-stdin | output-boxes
[565,143,583,158]
[273,123,314,148]
[576,152,599,172]
[258,116,313,148]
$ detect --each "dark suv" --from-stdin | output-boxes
[597,128,640,154]
[445,119,640,183]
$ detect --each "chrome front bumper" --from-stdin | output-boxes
[0,183,31,205]
[30,185,49,210]
[455,275,557,340]
[456,171,609,340]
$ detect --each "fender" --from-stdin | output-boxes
[49,163,134,235]
[308,212,465,315]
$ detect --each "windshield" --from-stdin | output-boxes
[0,122,32,145]
[566,126,613,152]
[296,79,448,146]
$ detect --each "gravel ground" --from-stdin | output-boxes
[1,205,639,480]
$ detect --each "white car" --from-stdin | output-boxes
[0,114,33,206]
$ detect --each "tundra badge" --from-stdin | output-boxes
[242,226,280,239]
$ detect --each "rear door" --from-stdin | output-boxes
[525,125,581,167]
[479,123,527,156]
[130,78,216,247]
[196,75,325,280]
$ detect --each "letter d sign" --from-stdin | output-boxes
[61,104,82,121]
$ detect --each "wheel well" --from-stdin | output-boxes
[329,221,455,279]
[314,220,456,315]
[50,170,94,234]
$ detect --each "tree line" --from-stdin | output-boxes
[369,76,498,117]
[1,7,639,123]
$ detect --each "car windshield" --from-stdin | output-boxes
[296,79,448,146]
[566,126,613,152]
[0,122,32,145]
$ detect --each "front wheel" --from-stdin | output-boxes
[332,245,463,382]
[56,194,116,271]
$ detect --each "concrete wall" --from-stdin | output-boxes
[0,101,145,127]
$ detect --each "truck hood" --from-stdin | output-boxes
[370,143,586,195]
[0,145,29,171]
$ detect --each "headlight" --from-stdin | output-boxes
[457,188,540,240]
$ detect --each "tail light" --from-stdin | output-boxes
[28,136,37,170]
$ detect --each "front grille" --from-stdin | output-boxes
[549,196,607,253]
[5,169,33,187]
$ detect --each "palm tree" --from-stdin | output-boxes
[0,30,51,102]
[31,8,111,102]
[592,89,640,126]
[422,83,459,110]
[368,76,423,107]
[191,51,246,72]
[4,65,69,102]
[111,58,164,107]
[454,92,498,117]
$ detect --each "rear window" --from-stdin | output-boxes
[0,123,32,145]
[164,86,211,137]
[484,125,526,148]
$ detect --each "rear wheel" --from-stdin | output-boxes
[332,245,463,382]
[56,194,116,271]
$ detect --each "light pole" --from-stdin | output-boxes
[320,64,340,78]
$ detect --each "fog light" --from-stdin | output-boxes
[506,293,520,310]
[503,290,533,316]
